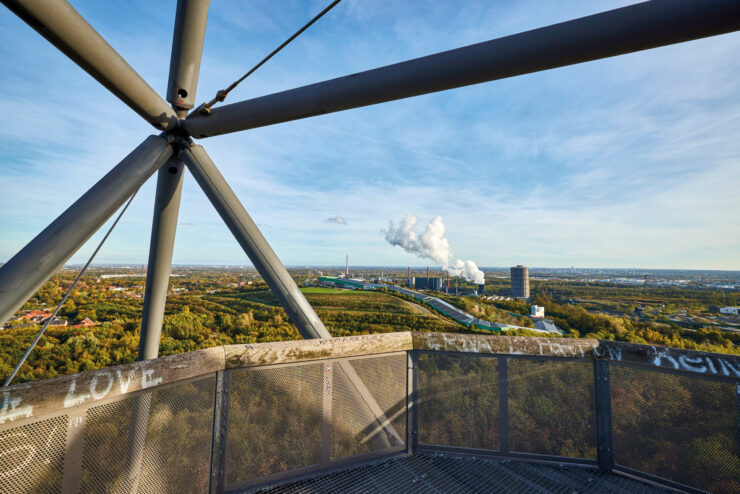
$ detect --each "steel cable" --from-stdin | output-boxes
[3,189,140,387]
[195,0,342,115]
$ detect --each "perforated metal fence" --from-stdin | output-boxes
[417,353,597,464]
[508,359,596,459]
[0,415,67,494]
[417,353,500,450]
[225,363,324,484]
[611,364,740,494]
[0,340,737,494]
[415,350,739,494]
[222,353,407,492]
[80,375,216,494]
[0,374,216,494]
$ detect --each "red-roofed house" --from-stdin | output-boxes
[71,317,96,328]
[25,310,54,322]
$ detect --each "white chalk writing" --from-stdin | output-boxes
[594,345,622,361]
[0,391,33,424]
[89,371,114,400]
[0,433,35,478]
[116,368,136,394]
[64,363,162,408]
[141,368,162,388]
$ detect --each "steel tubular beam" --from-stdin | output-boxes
[181,144,331,339]
[0,135,173,326]
[139,160,185,361]
[2,0,178,130]
[167,0,210,116]
[183,0,740,138]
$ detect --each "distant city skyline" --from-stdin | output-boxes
[1,1,738,270]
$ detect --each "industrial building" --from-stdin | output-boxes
[511,265,530,299]
[317,276,373,290]
[410,276,442,291]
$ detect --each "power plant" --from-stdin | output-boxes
[410,276,442,291]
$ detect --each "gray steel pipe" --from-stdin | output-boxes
[139,160,185,361]
[184,0,740,138]
[2,0,178,130]
[181,144,330,338]
[167,0,210,115]
[0,135,173,326]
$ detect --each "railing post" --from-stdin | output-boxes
[322,362,333,463]
[406,351,418,454]
[61,411,86,494]
[498,357,509,454]
[736,384,740,451]
[210,370,230,494]
[594,359,614,471]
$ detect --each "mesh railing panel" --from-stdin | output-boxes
[80,376,215,494]
[225,363,323,485]
[137,376,216,493]
[417,353,500,450]
[611,365,739,494]
[508,359,596,458]
[330,354,407,460]
[0,415,67,494]
[80,397,145,493]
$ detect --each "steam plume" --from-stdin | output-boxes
[383,215,484,284]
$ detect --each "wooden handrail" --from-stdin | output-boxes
[2,331,738,427]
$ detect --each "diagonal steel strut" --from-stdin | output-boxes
[0,135,174,327]
[2,0,178,129]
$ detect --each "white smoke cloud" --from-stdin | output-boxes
[445,259,485,285]
[383,215,485,284]
[383,215,452,264]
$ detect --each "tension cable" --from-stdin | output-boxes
[3,189,140,387]
[195,0,342,115]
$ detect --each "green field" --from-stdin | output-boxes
[300,287,349,294]
[208,288,462,337]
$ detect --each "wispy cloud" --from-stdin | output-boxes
[326,216,347,225]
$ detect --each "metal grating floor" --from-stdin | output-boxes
[245,453,671,493]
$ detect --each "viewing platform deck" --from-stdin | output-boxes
[246,453,671,493]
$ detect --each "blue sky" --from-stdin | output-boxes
[0,1,738,269]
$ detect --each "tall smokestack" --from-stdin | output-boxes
[408,266,410,287]
[426,266,429,289]
[346,254,349,278]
